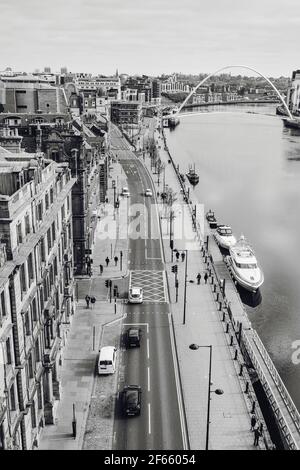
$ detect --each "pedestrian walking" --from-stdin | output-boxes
[99,264,103,275]
[250,413,257,431]
[196,273,201,285]
[181,252,185,262]
[105,257,110,267]
[175,251,180,262]
[114,256,118,266]
[204,272,208,284]
[253,426,261,446]
[85,295,90,309]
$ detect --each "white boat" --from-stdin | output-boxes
[214,225,237,250]
[226,235,264,292]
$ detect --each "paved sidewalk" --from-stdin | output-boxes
[141,118,265,450]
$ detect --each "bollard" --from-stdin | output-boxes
[222,310,226,322]
[230,335,234,346]
[218,301,222,311]
[234,349,238,360]
[209,269,212,277]
[204,256,207,263]
[239,364,244,376]
[211,276,214,285]
[216,292,219,302]
[213,284,216,293]
[251,401,256,413]
[245,381,249,394]
[226,322,229,333]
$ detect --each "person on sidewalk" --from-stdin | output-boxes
[175,251,180,262]
[204,272,208,284]
[85,295,90,309]
[114,255,119,266]
[250,413,257,431]
[197,273,201,285]
[105,257,110,267]
[253,426,261,446]
[181,252,185,262]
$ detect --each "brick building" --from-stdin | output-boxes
[0,148,75,449]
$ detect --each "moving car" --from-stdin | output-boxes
[128,287,143,304]
[121,187,130,197]
[145,188,153,197]
[98,346,117,375]
[126,328,141,347]
[121,385,142,416]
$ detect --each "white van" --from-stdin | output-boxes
[128,287,143,304]
[98,346,117,375]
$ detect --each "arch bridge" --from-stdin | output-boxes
[173,65,292,120]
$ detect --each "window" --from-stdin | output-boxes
[10,385,16,411]
[35,338,40,363]
[28,253,34,282]
[0,290,6,317]
[37,383,43,409]
[16,222,22,245]
[38,202,43,221]
[53,257,58,277]
[31,402,37,429]
[47,228,52,253]
[40,237,46,262]
[28,353,34,379]
[6,337,12,364]
[25,310,31,336]
[25,215,30,235]
[17,105,27,109]
[52,222,56,242]
[45,193,49,211]
[20,264,27,292]
[31,297,37,322]
[50,187,54,204]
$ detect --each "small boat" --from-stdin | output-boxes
[206,209,217,228]
[283,118,300,130]
[186,165,199,186]
[214,225,237,250]
[226,235,264,292]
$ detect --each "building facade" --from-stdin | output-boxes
[0,148,75,449]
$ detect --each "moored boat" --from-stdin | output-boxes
[283,118,300,129]
[206,209,217,228]
[226,235,264,292]
[214,225,237,250]
[186,165,199,186]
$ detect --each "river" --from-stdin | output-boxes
[165,104,300,411]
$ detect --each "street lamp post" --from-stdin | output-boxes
[189,344,224,450]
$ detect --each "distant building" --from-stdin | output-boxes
[75,75,121,100]
[110,101,142,126]
[0,148,75,449]
[161,74,190,94]
[44,67,51,73]
[0,75,68,114]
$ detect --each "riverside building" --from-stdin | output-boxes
[0,147,75,449]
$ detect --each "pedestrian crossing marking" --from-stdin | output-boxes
[129,270,167,303]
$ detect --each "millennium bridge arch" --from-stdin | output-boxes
[176,65,293,119]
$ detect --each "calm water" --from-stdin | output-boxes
[166,104,300,410]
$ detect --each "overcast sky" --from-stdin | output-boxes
[1,0,299,77]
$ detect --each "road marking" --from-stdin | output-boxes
[147,338,150,359]
[147,367,151,392]
[168,313,189,450]
[148,403,151,435]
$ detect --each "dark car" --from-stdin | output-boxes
[126,328,141,347]
[122,385,142,416]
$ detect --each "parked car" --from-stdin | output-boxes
[121,187,130,197]
[98,346,117,375]
[126,328,141,347]
[121,385,142,416]
[145,188,152,197]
